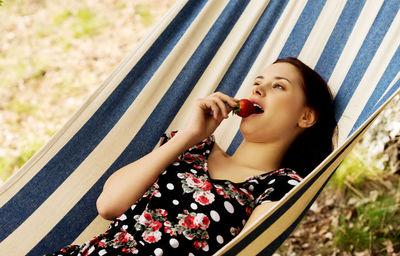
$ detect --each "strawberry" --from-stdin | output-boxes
[233,99,263,118]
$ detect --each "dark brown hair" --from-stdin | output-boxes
[275,57,337,178]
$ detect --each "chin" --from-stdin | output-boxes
[239,125,265,142]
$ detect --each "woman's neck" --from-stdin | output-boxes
[229,139,289,172]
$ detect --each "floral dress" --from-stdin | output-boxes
[45,131,302,256]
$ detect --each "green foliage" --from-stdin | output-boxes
[135,5,154,26]
[0,137,45,181]
[330,148,383,190]
[54,9,73,25]
[5,99,38,115]
[335,192,400,253]
[72,8,108,38]
[0,0,4,6]
[53,8,109,39]
[329,147,400,254]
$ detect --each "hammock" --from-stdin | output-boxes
[1,0,399,255]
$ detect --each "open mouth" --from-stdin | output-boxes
[253,103,264,113]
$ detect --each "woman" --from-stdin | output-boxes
[45,57,336,256]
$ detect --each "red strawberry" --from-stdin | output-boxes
[233,99,264,118]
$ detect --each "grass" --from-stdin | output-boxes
[331,147,400,254]
[335,191,400,253]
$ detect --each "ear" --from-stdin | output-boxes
[298,107,317,129]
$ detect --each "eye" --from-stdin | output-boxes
[272,83,284,90]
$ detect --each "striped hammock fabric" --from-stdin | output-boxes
[1,0,399,255]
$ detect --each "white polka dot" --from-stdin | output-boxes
[122,225,128,230]
[169,238,179,248]
[99,249,107,256]
[216,235,224,244]
[288,179,299,186]
[248,185,254,191]
[173,200,179,205]
[206,150,210,154]
[167,183,174,190]
[131,204,136,210]
[242,219,247,226]
[162,170,167,175]
[210,210,220,222]
[190,203,198,210]
[224,201,234,214]
[173,162,180,166]
[155,192,161,197]
[154,248,163,256]
[140,241,145,246]
[202,244,209,252]
[118,214,127,221]
[190,169,197,174]
[268,179,276,184]
[188,253,195,256]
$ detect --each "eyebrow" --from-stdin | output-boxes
[255,75,293,85]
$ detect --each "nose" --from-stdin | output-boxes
[252,85,265,97]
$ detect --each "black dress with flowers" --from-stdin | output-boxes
[45,131,302,256]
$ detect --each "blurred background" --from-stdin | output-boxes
[0,0,399,255]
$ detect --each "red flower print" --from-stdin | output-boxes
[117,231,131,243]
[150,221,163,231]
[98,241,105,247]
[201,181,212,191]
[196,143,205,150]
[138,211,153,226]
[89,236,99,244]
[142,230,162,243]
[288,171,302,181]
[182,154,198,164]
[246,207,252,216]
[194,240,208,250]
[215,185,229,198]
[183,215,196,229]
[158,209,168,217]
[193,178,202,185]
[230,227,242,236]
[194,214,210,230]
[144,235,156,243]
[193,191,215,206]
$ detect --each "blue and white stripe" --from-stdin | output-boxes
[0,0,398,255]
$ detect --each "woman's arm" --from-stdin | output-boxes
[241,202,277,232]
[96,132,199,220]
[96,92,238,220]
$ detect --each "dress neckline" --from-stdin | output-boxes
[205,164,281,185]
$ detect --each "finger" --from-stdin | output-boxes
[213,92,238,109]
[214,97,229,118]
[203,100,220,120]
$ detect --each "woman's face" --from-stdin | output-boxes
[240,62,309,143]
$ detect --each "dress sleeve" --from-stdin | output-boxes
[255,169,302,206]
[158,130,179,147]
[158,131,215,157]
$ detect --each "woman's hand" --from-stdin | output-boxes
[180,92,238,143]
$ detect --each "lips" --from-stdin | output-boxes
[248,98,264,114]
